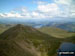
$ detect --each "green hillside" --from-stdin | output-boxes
[0,26,8,34]
[0,28,6,34]
[38,27,75,38]
[65,35,75,43]
[0,24,14,34]
[0,24,62,56]
[0,24,75,56]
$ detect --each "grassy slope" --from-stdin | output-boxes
[0,28,7,34]
[65,35,75,43]
[38,27,75,38]
[0,24,75,56]
[0,24,14,34]
[0,24,6,34]
[0,24,62,56]
[0,40,37,56]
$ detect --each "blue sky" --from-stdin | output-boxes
[0,0,75,19]
[0,0,54,13]
[0,0,36,12]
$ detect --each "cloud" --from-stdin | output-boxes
[31,11,49,19]
[54,0,75,18]
[37,3,63,18]
[55,0,72,5]
[70,3,75,17]
[0,4,60,19]
[0,7,32,18]
[33,1,47,5]
[0,3,67,19]
[0,12,22,18]
[0,0,75,19]
[0,12,31,18]
[37,3,59,12]
[31,3,62,19]
[71,13,75,17]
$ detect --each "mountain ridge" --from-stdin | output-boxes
[0,24,61,56]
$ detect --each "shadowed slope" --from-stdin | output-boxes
[65,35,75,43]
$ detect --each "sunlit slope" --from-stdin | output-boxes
[38,27,75,38]
[0,24,13,34]
[0,25,8,34]
[0,28,6,34]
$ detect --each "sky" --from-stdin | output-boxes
[0,0,75,19]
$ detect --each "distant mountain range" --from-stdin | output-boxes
[0,18,75,32]
[45,22,75,32]
[0,24,75,56]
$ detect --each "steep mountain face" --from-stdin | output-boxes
[0,24,61,56]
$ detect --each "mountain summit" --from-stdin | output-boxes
[0,24,41,40]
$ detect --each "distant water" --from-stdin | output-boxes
[59,42,75,51]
